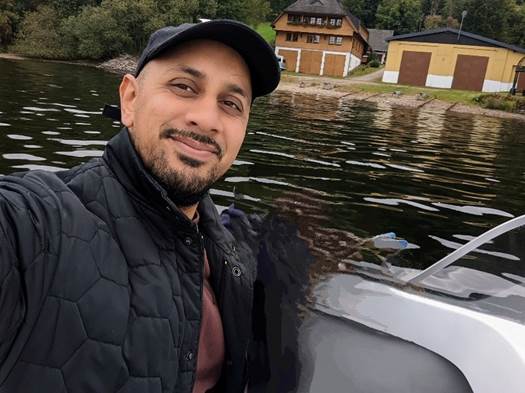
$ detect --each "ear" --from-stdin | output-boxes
[119,74,139,128]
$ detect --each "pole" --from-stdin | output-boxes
[457,10,467,40]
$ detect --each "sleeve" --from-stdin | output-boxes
[0,173,60,364]
[0,211,25,363]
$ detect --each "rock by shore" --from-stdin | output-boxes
[97,54,137,74]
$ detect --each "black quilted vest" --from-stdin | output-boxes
[0,128,255,393]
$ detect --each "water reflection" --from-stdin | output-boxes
[1,57,525,282]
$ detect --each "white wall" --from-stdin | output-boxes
[382,70,399,84]
[348,53,361,72]
[482,79,513,92]
[425,75,453,89]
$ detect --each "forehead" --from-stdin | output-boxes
[145,40,252,86]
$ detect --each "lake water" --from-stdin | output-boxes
[1,57,525,312]
[2,56,525,392]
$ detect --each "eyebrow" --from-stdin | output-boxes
[226,83,249,99]
[176,65,205,79]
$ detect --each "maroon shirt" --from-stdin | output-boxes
[193,215,225,393]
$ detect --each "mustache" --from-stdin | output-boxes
[160,128,223,158]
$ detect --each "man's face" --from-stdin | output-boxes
[119,39,252,204]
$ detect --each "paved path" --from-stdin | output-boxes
[349,68,384,82]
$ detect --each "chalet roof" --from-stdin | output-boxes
[368,29,394,52]
[285,0,364,30]
[281,0,368,43]
[285,0,347,16]
[386,28,525,54]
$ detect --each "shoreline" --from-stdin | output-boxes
[2,53,524,122]
[276,80,525,122]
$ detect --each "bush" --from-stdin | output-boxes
[0,8,18,48]
[474,94,517,112]
[62,6,130,59]
[369,59,380,68]
[10,5,68,58]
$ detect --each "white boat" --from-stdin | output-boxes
[296,215,525,393]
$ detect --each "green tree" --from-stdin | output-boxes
[0,0,19,47]
[217,0,271,25]
[343,0,380,27]
[376,0,422,34]
[423,14,459,29]
[243,0,271,25]
[10,5,67,58]
[196,0,217,18]
[102,0,159,53]
[462,0,514,41]
[45,0,101,17]
[268,0,293,19]
[506,3,525,47]
[61,5,129,59]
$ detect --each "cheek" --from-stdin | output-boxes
[225,126,247,159]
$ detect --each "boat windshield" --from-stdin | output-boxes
[394,216,525,324]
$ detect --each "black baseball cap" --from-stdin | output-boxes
[103,19,280,121]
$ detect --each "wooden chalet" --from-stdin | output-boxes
[272,0,369,77]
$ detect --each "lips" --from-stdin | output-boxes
[168,135,221,162]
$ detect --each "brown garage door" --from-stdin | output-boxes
[323,54,346,77]
[452,55,489,91]
[517,72,525,92]
[279,50,298,72]
[398,51,432,87]
[299,50,322,75]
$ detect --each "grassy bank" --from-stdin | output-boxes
[339,83,483,106]
[280,72,525,114]
[348,64,384,78]
[255,22,276,44]
[344,84,525,111]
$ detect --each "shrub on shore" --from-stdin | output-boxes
[474,94,524,112]
[6,0,273,60]
[10,6,67,59]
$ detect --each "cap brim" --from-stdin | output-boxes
[136,19,280,98]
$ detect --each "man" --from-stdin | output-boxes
[0,20,280,393]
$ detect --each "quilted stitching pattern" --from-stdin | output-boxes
[0,162,202,393]
[0,129,255,393]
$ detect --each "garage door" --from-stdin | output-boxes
[398,51,432,87]
[323,54,346,77]
[517,72,525,92]
[452,55,489,91]
[299,50,322,75]
[279,49,298,72]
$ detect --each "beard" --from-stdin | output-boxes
[133,127,224,207]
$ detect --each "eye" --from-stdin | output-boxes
[222,99,243,113]
[172,83,195,93]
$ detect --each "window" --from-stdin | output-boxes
[329,17,342,27]
[307,34,320,44]
[316,17,322,25]
[286,32,299,42]
[287,14,301,24]
[329,36,343,45]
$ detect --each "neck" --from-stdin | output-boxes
[179,204,199,220]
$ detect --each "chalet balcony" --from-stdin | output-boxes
[286,15,343,29]
[286,21,343,29]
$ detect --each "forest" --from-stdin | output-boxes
[0,0,524,60]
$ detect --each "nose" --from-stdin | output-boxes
[183,95,223,134]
